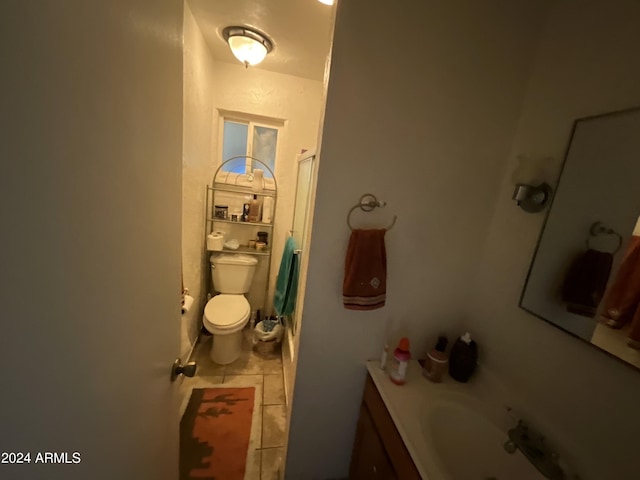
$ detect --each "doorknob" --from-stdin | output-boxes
[171,358,197,381]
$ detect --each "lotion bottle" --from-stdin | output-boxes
[449,332,478,383]
[248,195,261,222]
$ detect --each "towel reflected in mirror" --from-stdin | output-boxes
[600,235,640,348]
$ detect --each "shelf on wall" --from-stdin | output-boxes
[209,184,276,198]
[207,218,274,228]
[206,157,279,313]
[208,246,271,256]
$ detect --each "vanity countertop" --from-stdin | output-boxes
[367,359,585,480]
[366,359,506,480]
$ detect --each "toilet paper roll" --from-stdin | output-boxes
[207,233,225,251]
[181,295,194,315]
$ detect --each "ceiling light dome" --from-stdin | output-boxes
[222,26,273,67]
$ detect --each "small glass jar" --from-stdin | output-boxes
[214,205,228,219]
[423,351,448,383]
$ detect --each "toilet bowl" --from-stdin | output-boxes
[202,253,258,365]
[202,294,251,364]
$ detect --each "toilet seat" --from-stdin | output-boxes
[203,294,250,331]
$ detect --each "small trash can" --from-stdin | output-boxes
[253,319,283,356]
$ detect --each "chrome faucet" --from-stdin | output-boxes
[504,420,567,480]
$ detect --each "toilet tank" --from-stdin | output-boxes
[210,254,258,294]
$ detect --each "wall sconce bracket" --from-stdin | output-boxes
[512,183,552,213]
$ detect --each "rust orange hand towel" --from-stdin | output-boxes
[343,229,387,310]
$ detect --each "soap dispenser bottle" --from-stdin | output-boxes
[423,336,448,383]
[448,332,478,383]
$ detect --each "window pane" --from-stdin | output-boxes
[222,121,248,173]
[252,126,277,178]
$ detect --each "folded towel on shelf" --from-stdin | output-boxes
[561,249,613,317]
[273,236,300,317]
[343,229,387,311]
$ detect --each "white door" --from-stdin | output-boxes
[0,1,183,479]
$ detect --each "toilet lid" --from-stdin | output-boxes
[204,295,250,328]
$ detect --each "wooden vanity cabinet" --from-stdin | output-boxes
[349,374,422,480]
[350,403,397,479]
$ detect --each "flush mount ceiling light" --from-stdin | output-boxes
[222,26,273,67]
[318,0,335,5]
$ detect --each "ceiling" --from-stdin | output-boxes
[187,0,334,82]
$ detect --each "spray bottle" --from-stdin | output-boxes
[389,337,411,385]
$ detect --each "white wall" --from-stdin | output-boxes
[286,0,550,477]
[467,1,640,478]
[210,62,324,314]
[181,2,217,360]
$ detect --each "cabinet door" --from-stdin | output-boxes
[350,404,397,480]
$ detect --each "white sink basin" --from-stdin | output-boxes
[422,398,547,480]
[366,361,580,480]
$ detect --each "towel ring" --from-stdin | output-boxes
[586,221,622,254]
[346,194,397,230]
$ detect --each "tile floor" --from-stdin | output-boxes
[180,329,286,480]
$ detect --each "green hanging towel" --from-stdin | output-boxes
[273,236,300,317]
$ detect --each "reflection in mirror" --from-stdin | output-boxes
[520,107,640,369]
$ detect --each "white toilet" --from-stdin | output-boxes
[202,253,258,365]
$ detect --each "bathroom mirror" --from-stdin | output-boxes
[520,107,640,370]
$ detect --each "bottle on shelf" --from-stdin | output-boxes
[248,195,262,222]
[242,203,250,222]
[262,196,273,223]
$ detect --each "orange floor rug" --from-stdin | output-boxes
[180,387,255,480]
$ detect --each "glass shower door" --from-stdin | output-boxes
[289,151,315,335]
